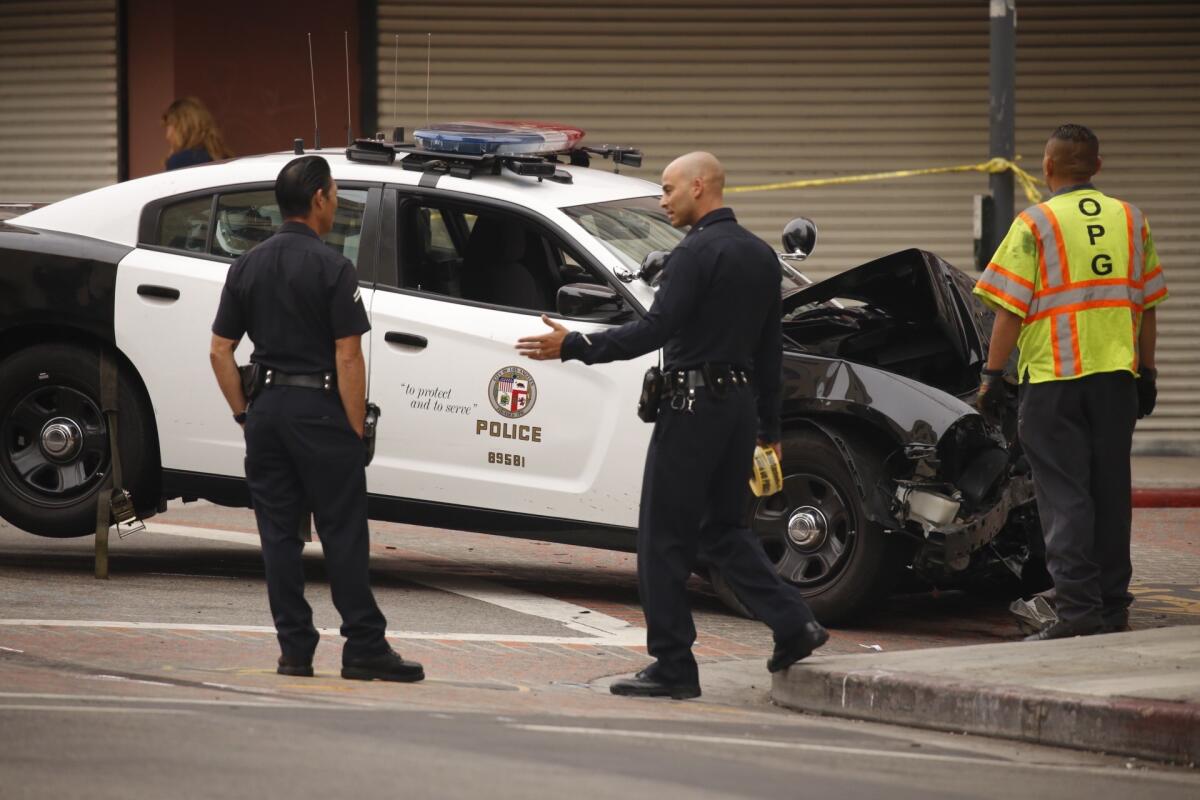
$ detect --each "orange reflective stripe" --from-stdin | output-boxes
[1019,211,1050,291]
[1068,312,1083,376]
[1025,298,1140,325]
[1144,264,1163,283]
[1041,204,1071,287]
[1144,286,1168,305]
[977,280,1030,313]
[1051,316,1066,377]
[987,262,1034,290]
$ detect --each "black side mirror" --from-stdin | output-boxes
[638,250,670,286]
[782,217,818,260]
[557,283,627,321]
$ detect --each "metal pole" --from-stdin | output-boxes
[987,0,1016,258]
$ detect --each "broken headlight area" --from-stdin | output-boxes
[889,415,1036,578]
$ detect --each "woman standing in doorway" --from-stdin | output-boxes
[163,96,232,170]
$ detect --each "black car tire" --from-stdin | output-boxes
[712,427,902,626]
[0,343,154,537]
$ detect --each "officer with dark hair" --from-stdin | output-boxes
[976,124,1167,640]
[209,155,423,682]
[518,151,827,699]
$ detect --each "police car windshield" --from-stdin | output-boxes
[564,196,804,292]
[563,196,684,272]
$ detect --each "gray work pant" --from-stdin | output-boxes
[1017,370,1137,623]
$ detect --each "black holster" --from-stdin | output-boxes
[363,402,381,466]
[637,366,663,423]
[239,363,267,401]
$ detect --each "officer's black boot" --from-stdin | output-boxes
[341,647,425,682]
[767,621,829,673]
[610,662,701,699]
[277,654,314,677]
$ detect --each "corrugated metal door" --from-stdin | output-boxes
[374,0,1199,451]
[0,0,119,202]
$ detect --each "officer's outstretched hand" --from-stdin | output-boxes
[516,315,568,361]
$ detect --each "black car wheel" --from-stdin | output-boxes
[711,428,901,626]
[0,344,154,537]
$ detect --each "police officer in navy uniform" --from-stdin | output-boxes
[209,155,423,682]
[518,152,827,698]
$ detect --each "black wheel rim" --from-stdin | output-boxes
[1,384,109,506]
[751,472,858,589]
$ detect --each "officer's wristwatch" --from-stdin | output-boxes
[233,410,248,424]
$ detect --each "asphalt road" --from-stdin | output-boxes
[2,503,1198,798]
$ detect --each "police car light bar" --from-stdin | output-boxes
[413,121,585,157]
[343,120,639,183]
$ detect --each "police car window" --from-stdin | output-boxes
[563,196,684,271]
[397,201,593,313]
[209,188,369,265]
[156,195,212,253]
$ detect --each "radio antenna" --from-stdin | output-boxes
[425,33,432,126]
[344,31,353,146]
[392,34,399,135]
[307,33,321,150]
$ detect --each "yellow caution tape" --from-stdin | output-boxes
[727,157,1045,204]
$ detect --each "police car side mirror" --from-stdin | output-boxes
[637,250,669,287]
[557,283,627,321]
[782,217,818,261]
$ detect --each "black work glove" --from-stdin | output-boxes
[1136,367,1157,419]
[976,369,1007,424]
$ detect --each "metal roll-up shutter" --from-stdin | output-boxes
[375,0,1199,452]
[0,0,119,203]
[1016,2,1200,453]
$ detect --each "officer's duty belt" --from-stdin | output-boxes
[664,365,751,395]
[264,369,336,391]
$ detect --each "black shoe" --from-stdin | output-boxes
[1102,608,1131,633]
[610,665,701,699]
[768,621,829,673]
[277,655,314,677]
[341,648,425,682]
[1023,616,1104,642]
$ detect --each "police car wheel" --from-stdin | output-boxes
[722,428,901,626]
[0,343,155,538]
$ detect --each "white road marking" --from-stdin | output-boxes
[508,725,1199,781]
[0,705,194,715]
[0,691,293,708]
[133,522,646,646]
[0,618,634,645]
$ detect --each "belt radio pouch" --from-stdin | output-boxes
[238,363,266,401]
[637,366,664,423]
[363,402,382,466]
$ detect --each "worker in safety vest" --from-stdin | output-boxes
[973,123,1167,642]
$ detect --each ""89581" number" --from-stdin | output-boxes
[488,452,526,468]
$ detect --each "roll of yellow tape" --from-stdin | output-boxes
[748,445,783,497]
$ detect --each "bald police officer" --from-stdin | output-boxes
[210,155,423,681]
[518,152,827,698]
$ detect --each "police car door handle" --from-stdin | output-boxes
[136,284,181,301]
[385,331,428,350]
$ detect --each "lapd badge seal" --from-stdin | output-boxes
[488,366,537,419]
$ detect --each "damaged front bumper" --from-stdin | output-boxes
[898,471,1036,574]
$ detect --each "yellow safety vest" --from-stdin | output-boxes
[973,185,1167,383]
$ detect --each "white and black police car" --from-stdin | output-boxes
[0,122,1044,623]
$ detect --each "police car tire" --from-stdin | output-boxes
[715,428,901,626]
[0,343,154,538]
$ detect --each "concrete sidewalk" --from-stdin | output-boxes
[1133,456,1200,506]
[770,626,1200,765]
